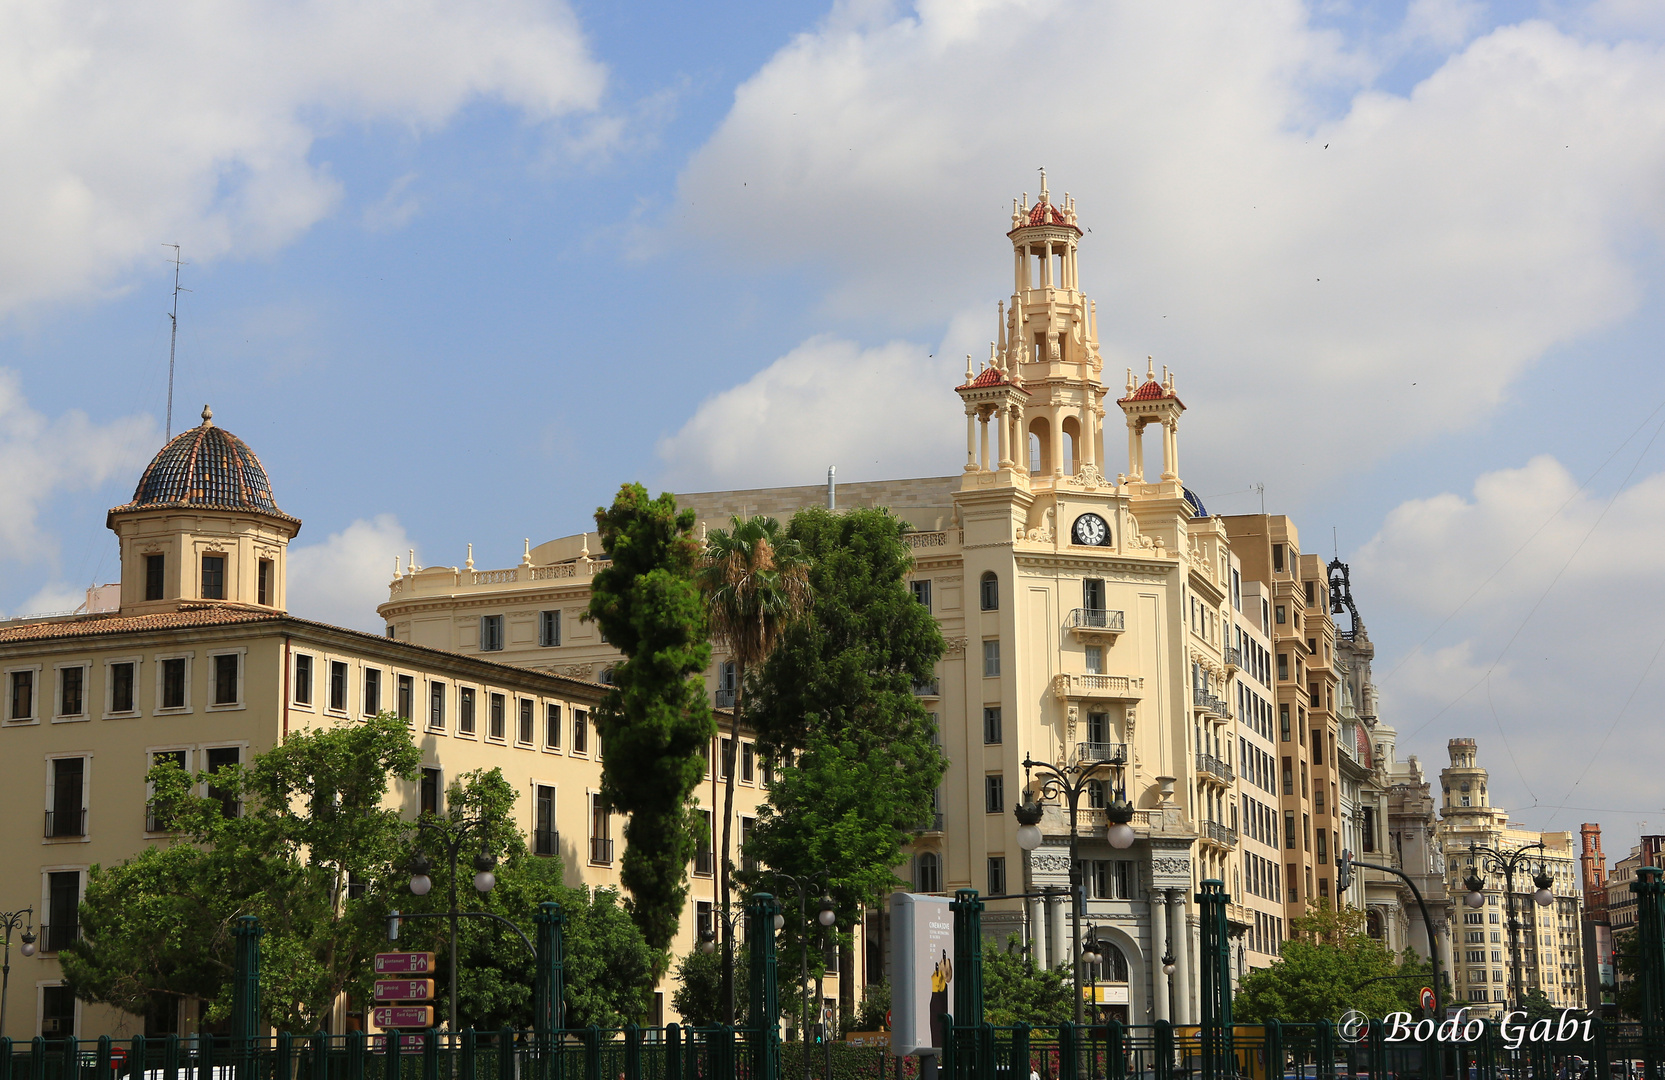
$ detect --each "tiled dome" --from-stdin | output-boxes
[111,406,293,520]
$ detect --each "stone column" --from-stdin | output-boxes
[1150,890,1169,1022]
[1162,419,1179,481]
[997,402,1011,468]
[965,408,977,471]
[1169,890,1191,1024]
[1030,893,1048,968]
[1048,893,1066,979]
[1127,419,1142,482]
[979,410,990,471]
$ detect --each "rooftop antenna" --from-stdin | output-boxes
[1333,526,1338,558]
[164,245,190,439]
[1254,482,1265,515]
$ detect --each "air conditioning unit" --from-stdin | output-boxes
[42,1018,61,1033]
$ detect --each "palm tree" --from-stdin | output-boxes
[697,515,811,1025]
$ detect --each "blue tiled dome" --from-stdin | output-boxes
[111,406,294,520]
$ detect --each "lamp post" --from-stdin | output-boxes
[0,908,36,1039]
[407,815,500,1033]
[766,872,834,1080]
[1460,841,1554,1011]
[1014,751,1133,1027]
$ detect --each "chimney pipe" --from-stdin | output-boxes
[827,466,836,511]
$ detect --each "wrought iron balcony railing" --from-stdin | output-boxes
[45,808,85,838]
[589,837,614,865]
[1067,608,1126,632]
[534,827,558,857]
[1196,752,1235,783]
[1077,741,1127,765]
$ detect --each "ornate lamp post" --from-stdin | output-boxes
[0,908,36,1039]
[1014,750,1133,1027]
[406,815,500,1032]
[766,871,835,1080]
[1460,841,1554,1010]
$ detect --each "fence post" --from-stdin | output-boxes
[231,916,264,1053]
[1316,1019,1334,1080]
[582,1028,600,1080]
[1266,1019,1283,1080]
[129,1036,146,1080]
[623,1026,640,1080]
[348,1030,365,1080]
[1013,1022,1031,1080]
[1155,1019,1174,1080]
[664,1026,679,1080]
[459,1030,475,1080]
[385,1029,402,1080]
[1196,881,1232,1080]
[1058,1021,1077,1080]
[747,894,781,1080]
[533,903,566,1042]
[309,1032,326,1080]
[421,1029,438,1080]
[274,1033,290,1080]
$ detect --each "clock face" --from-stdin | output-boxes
[1072,513,1110,547]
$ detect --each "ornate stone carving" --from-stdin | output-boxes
[1066,463,1106,491]
[1050,673,1071,700]
[944,637,968,656]
[560,664,594,679]
[1031,853,1073,871]
[1151,856,1190,876]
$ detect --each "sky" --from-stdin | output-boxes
[3,0,1665,851]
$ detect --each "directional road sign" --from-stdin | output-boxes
[374,979,435,1002]
[374,952,435,974]
[371,1006,434,1029]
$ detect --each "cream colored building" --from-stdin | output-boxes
[0,410,761,1039]
[1436,738,1585,1014]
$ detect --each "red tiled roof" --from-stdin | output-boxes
[0,604,283,644]
[956,366,1031,393]
[1126,379,1168,401]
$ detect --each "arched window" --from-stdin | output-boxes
[1093,942,1129,982]
[600,667,615,685]
[916,851,941,893]
[980,572,999,611]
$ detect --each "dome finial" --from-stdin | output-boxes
[1038,166,1048,204]
[200,405,214,428]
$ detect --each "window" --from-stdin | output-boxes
[980,572,999,611]
[539,610,562,647]
[741,742,755,783]
[1083,578,1105,611]
[480,615,504,652]
[205,747,240,818]
[518,699,534,745]
[459,687,476,734]
[364,668,382,715]
[205,654,238,707]
[145,554,166,601]
[1277,654,1288,681]
[429,682,445,730]
[1310,683,1320,708]
[573,709,588,754]
[489,694,506,740]
[294,654,313,705]
[694,810,714,876]
[741,817,757,873]
[1085,645,1104,675]
[988,857,1007,897]
[1279,704,1290,741]
[983,640,1001,677]
[1316,831,1328,862]
[1305,580,1315,605]
[1284,813,1296,850]
[9,669,34,721]
[589,794,612,864]
[146,750,186,832]
[984,706,1003,744]
[46,872,81,954]
[160,658,187,710]
[1272,544,1284,573]
[59,666,84,717]
[420,768,441,816]
[1281,757,1293,795]
[534,785,557,856]
[984,774,1004,814]
[1087,779,1106,809]
[49,757,85,837]
[545,703,562,749]
[258,560,272,606]
[110,662,135,714]
[1311,731,1323,765]
[916,852,941,893]
[911,580,932,610]
[201,554,225,600]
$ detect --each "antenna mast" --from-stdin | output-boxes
[164,245,189,438]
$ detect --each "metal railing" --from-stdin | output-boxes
[44,808,85,838]
[714,688,736,709]
[1224,645,1243,667]
[533,828,557,857]
[912,679,940,697]
[1196,752,1234,783]
[1077,741,1127,764]
[38,922,76,953]
[1192,688,1230,716]
[693,849,714,876]
[1203,820,1238,846]
[588,837,613,865]
[1067,607,1126,631]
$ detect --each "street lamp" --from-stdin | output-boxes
[1014,750,1130,1028]
[1,908,36,1039]
[407,816,499,1033]
[1461,841,1554,1010]
[766,871,832,1080]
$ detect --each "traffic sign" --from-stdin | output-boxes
[375,952,435,974]
[371,1034,427,1054]
[374,979,435,1002]
[372,1006,434,1029]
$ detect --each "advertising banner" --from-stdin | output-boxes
[890,892,955,1057]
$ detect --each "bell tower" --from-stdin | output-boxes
[1116,358,1186,497]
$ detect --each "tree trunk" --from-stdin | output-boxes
[839,938,856,1030]
[718,661,745,1026]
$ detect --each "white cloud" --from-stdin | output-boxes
[0,0,607,313]
[1354,454,1665,833]
[674,1,1665,491]
[0,369,156,563]
[286,514,413,633]
[656,334,965,490]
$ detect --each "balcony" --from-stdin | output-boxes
[1202,821,1238,847]
[589,837,614,865]
[694,849,714,876]
[1051,673,1144,701]
[916,812,945,835]
[1066,608,1125,639]
[715,689,736,709]
[45,808,85,838]
[534,828,558,857]
[1192,688,1230,718]
[40,922,77,954]
[912,680,941,698]
[1224,646,1243,669]
[1196,753,1234,784]
[1077,741,1127,765]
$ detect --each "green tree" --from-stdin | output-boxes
[982,938,1073,1027]
[64,713,422,1031]
[697,514,811,1021]
[1233,903,1432,1024]
[743,506,946,1023]
[587,483,717,1001]
[671,947,751,1028]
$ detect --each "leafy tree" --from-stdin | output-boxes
[587,483,717,999]
[853,980,890,1032]
[64,713,422,1031]
[743,506,946,1022]
[1233,903,1432,1023]
[671,947,750,1028]
[697,514,811,1021]
[982,938,1073,1027]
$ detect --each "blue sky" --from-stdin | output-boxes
[4,0,1665,844]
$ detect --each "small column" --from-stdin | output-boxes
[979,411,991,471]
[1127,420,1143,482]
[1151,890,1170,1021]
[1080,397,1094,469]
[997,402,1011,468]
[1041,241,1053,288]
[965,408,978,471]
[1169,890,1191,1024]
[1048,892,1066,976]
[1162,419,1179,481]
[1030,894,1048,968]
